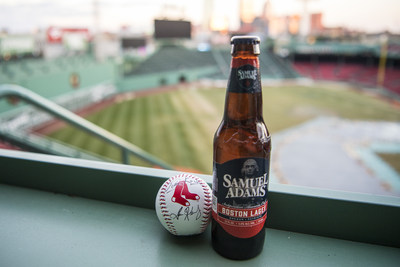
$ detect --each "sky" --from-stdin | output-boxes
[0,0,399,34]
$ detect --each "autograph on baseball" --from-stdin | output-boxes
[170,205,202,221]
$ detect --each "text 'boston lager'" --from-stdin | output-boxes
[212,36,272,260]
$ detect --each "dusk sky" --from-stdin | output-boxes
[0,0,399,34]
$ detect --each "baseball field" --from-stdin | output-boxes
[48,83,400,174]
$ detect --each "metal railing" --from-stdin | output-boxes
[0,84,174,170]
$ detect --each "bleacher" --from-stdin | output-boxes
[293,62,400,94]
[286,40,400,94]
[0,55,116,114]
[126,45,299,80]
[262,52,299,79]
[0,55,96,83]
[127,46,216,76]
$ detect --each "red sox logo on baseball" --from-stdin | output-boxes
[171,180,200,206]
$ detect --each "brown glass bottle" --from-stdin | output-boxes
[211,36,271,260]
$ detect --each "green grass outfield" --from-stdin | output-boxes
[48,84,400,174]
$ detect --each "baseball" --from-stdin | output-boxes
[155,173,212,236]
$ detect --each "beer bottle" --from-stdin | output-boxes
[212,36,271,260]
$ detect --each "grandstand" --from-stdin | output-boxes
[124,44,299,82]
[286,41,400,95]
[127,46,216,76]
[293,62,400,94]
[0,55,116,113]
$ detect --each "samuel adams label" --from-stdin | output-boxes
[212,157,269,239]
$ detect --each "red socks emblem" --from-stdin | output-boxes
[171,181,200,206]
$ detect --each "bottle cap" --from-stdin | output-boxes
[231,36,260,55]
[231,36,260,45]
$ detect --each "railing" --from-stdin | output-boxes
[0,129,112,162]
[0,84,174,169]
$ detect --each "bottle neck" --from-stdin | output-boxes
[223,55,263,124]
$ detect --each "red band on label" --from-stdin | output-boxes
[212,201,268,238]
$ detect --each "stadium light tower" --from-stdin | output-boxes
[203,0,213,31]
[92,0,101,61]
[298,0,316,37]
[93,0,100,34]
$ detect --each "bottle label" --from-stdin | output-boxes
[212,157,269,238]
[228,64,261,94]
